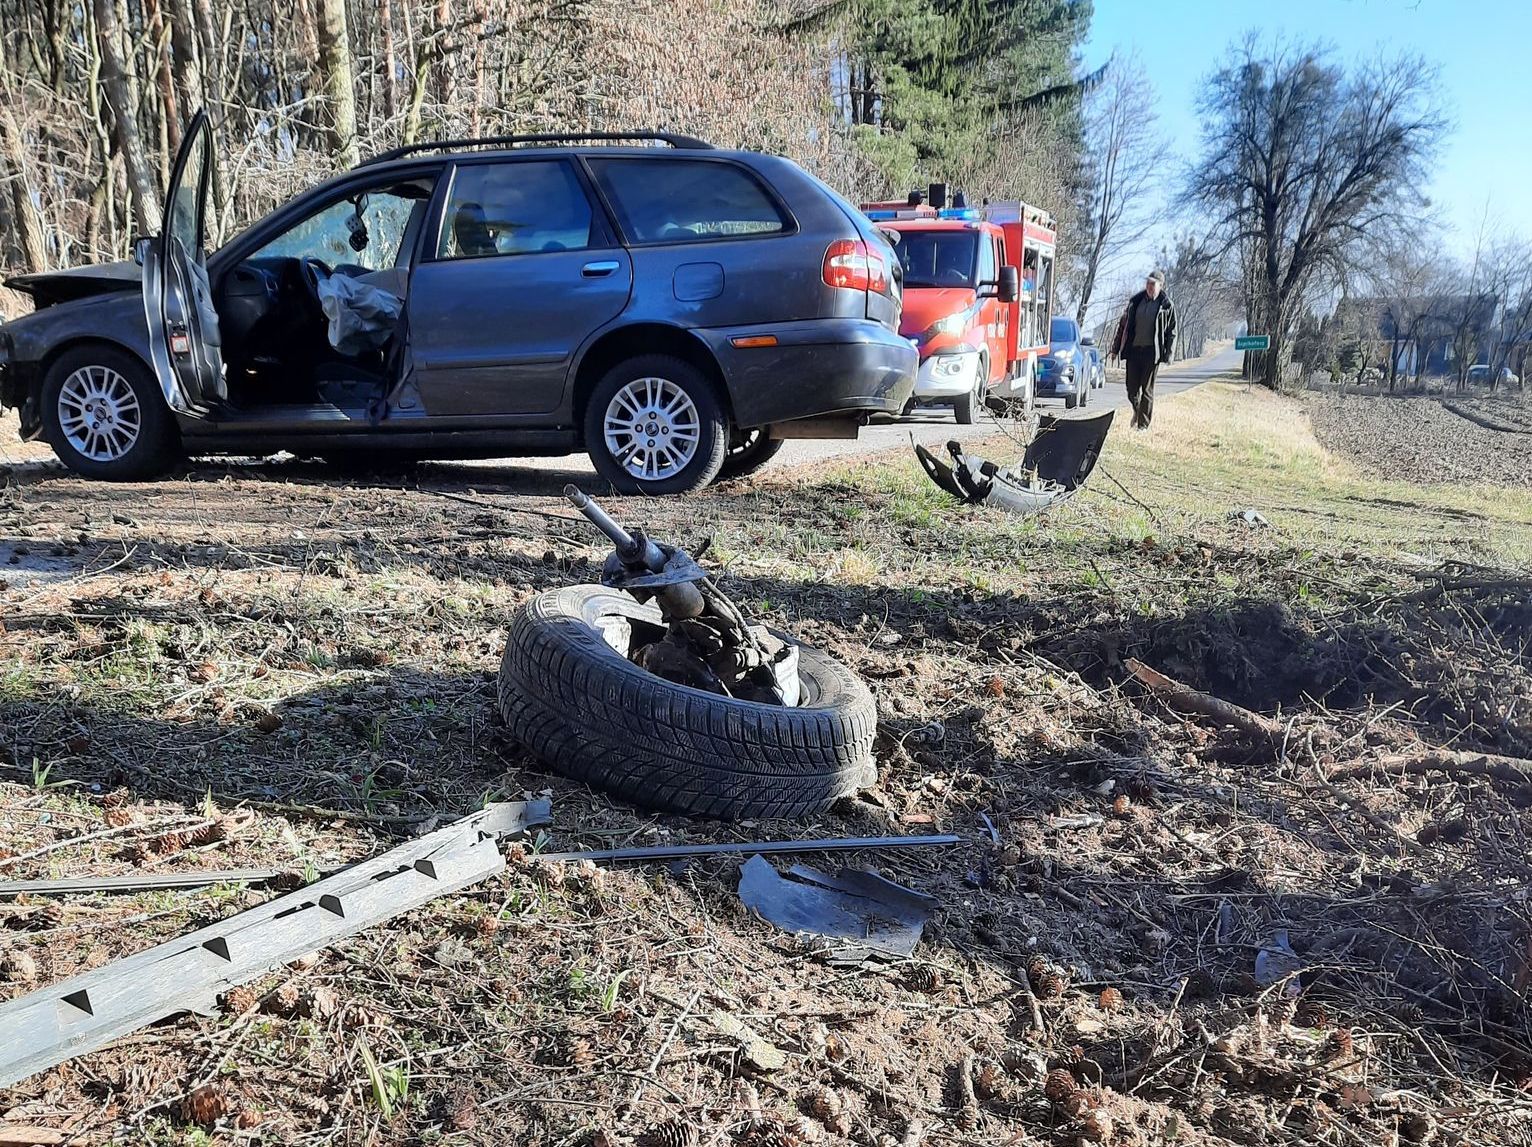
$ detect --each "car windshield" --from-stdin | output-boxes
[892,231,979,289]
[1050,317,1078,344]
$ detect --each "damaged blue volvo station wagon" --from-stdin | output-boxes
[0,112,916,494]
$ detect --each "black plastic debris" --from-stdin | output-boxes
[915,408,1115,516]
[737,854,935,965]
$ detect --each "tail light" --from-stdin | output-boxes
[823,239,889,294]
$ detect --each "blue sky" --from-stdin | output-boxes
[1084,0,1531,264]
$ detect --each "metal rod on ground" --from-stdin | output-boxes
[540,834,965,863]
[1,835,965,899]
[0,870,286,898]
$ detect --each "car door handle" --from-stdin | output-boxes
[581,260,620,278]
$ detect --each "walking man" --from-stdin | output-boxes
[1111,270,1176,430]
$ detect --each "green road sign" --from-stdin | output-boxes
[1235,335,1271,351]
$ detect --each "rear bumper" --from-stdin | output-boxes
[697,320,917,428]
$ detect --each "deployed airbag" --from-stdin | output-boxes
[315,273,402,356]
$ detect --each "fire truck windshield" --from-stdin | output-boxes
[891,230,979,289]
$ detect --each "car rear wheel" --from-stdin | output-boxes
[41,345,177,481]
[715,426,785,482]
[584,354,728,495]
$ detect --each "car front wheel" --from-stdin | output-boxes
[41,345,177,480]
[584,354,728,495]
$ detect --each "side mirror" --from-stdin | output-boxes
[997,265,1020,304]
[133,237,153,267]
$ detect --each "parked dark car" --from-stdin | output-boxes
[0,113,916,494]
[1035,315,1090,408]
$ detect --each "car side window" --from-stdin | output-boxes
[977,232,996,284]
[251,186,428,271]
[436,161,595,259]
[586,158,788,244]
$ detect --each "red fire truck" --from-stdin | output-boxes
[862,190,1057,423]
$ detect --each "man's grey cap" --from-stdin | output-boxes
[1148,269,1166,284]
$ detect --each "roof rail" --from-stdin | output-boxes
[360,130,714,166]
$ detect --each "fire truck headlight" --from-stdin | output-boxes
[924,312,968,339]
[931,354,971,379]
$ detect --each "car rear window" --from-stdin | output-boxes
[586,158,788,244]
[437,160,595,259]
[1050,317,1078,343]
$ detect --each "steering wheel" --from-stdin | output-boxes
[299,256,333,310]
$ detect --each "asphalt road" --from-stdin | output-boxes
[497,344,1242,478]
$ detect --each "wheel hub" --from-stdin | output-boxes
[603,377,700,482]
[57,365,142,463]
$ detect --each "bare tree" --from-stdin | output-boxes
[1155,235,1238,361]
[0,105,48,273]
[1484,238,1532,391]
[1186,39,1446,388]
[1074,56,1166,328]
[92,0,163,236]
[315,0,360,169]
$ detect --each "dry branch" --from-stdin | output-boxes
[1327,750,1532,785]
[1124,657,1282,741]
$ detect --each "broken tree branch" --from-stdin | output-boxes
[1124,658,1282,741]
[1327,750,1532,786]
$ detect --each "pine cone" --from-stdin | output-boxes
[807,1086,848,1135]
[1044,1068,1080,1108]
[1328,1027,1355,1059]
[638,1117,697,1147]
[973,1059,1004,1099]
[1111,794,1131,817]
[444,1085,478,1132]
[220,986,260,1016]
[748,1116,816,1147]
[1,949,39,984]
[1025,954,1049,983]
[1035,969,1067,1000]
[1098,987,1124,1012]
[263,982,302,1016]
[904,964,941,992]
[567,1037,596,1071]
[1294,997,1328,1028]
[732,1079,763,1125]
[1079,1107,1114,1142]
[235,1108,263,1129]
[104,807,137,828]
[181,1083,230,1126]
[298,986,339,1020]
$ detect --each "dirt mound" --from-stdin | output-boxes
[1307,391,1532,486]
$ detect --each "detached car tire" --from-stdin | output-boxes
[498,586,878,820]
[41,345,177,480]
[584,354,728,495]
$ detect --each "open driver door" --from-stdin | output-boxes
[141,108,226,413]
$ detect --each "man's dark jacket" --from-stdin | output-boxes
[1111,290,1177,364]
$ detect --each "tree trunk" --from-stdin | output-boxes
[0,107,49,273]
[92,0,163,236]
[315,0,360,168]
[379,0,398,120]
[144,0,182,151]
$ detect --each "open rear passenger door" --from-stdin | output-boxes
[141,109,225,412]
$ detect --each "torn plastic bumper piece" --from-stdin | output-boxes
[914,408,1114,515]
[737,854,935,965]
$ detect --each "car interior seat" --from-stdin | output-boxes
[452,202,497,257]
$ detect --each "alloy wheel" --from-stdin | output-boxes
[601,377,701,482]
[57,365,142,463]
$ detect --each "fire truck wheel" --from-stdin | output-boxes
[953,357,985,425]
[498,586,878,820]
